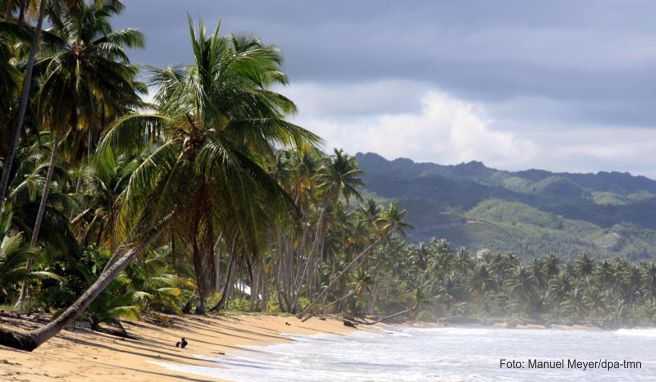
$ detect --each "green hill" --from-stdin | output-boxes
[356,152,656,260]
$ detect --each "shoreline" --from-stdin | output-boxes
[1,313,651,382]
[0,313,357,382]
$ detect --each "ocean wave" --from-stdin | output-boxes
[614,328,656,337]
[158,328,656,381]
[382,329,412,337]
[405,327,494,336]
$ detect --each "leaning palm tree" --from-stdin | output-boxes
[0,17,318,350]
[299,203,411,318]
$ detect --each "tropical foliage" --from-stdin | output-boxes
[0,0,653,352]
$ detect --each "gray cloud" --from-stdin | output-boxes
[115,1,656,175]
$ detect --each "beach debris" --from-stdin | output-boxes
[175,337,188,349]
[343,319,357,328]
[285,322,292,326]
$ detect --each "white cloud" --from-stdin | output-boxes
[283,81,538,169]
[280,81,656,178]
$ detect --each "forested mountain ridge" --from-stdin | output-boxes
[356,152,656,260]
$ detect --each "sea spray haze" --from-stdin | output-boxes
[161,327,656,382]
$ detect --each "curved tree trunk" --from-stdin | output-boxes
[0,243,143,351]
[0,0,47,206]
[0,213,171,351]
[298,237,382,320]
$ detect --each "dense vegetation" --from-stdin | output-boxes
[357,153,656,260]
[1,1,656,352]
[377,242,656,328]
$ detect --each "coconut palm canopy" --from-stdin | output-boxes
[98,18,320,311]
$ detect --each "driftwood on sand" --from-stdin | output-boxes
[346,305,417,326]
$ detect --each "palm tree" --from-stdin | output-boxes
[434,272,465,314]
[15,0,144,306]
[543,254,560,278]
[547,272,572,319]
[506,265,538,317]
[37,0,144,160]
[454,248,474,276]
[313,149,364,266]
[378,203,413,238]
[0,214,164,350]
[0,0,46,207]
[299,202,411,318]
[72,151,136,249]
[317,149,364,206]
[643,263,656,302]
[100,18,318,313]
[0,16,317,350]
[574,253,594,279]
[270,149,324,313]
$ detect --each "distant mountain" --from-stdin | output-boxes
[356,152,656,261]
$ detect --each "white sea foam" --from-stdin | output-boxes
[615,328,656,337]
[158,326,656,381]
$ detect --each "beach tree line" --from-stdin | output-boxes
[0,0,654,351]
[0,0,405,350]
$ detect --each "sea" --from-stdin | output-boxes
[158,326,656,381]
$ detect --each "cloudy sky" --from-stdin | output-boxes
[116,1,656,177]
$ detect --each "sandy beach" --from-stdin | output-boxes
[0,313,355,382]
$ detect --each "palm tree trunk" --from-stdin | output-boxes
[0,213,171,351]
[0,0,47,206]
[31,139,57,244]
[191,240,206,314]
[298,237,383,320]
[16,136,58,308]
[16,0,26,23]
[3,1,12,19]
[170,231,176,270]
[0,246,140,351]
[210,250,236,312]
[367,282,379,315]
[350,305,417,325]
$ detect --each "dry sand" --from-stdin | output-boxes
[0,313,356,382]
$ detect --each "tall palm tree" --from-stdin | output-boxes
[100,18,318,313]
[37,0,144,160]
[378,203,412,238]
[269,149,324,313]
[0,17,317,350]
[299,202,411,318]
[317,149,364,206]
[15,0,144,306]
[0,0,46,207]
